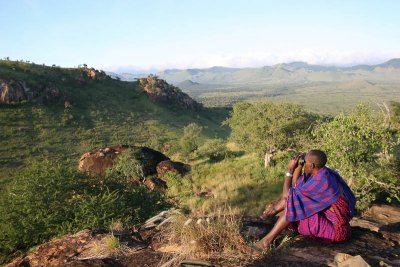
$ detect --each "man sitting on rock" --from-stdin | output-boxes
[252,150,356,252]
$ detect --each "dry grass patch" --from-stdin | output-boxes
[79,234,131,260]
[158,206,251,266]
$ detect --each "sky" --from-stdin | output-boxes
[1,0,400,73]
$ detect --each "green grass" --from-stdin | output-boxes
[168,148,291,215]
[0,60,230,182]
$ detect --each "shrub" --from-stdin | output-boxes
[195,138,228,162]
[179,123,203,162]
[0,160,170,264]
[313,104,400,210]
[225,101,318,165]
[106,151,144,182]
[163,172,193,203]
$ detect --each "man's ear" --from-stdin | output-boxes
[311,163,316,169]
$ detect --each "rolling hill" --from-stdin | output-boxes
[0,60,229,183]
[151,59,400,113]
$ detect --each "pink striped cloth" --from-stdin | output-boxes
[295,195,351,243]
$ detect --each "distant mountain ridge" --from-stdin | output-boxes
[103,59,400,114]
[152,59,400,85]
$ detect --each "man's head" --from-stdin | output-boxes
[303,150,327,175]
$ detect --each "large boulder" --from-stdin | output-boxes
[144,177,167,191]
[0,79,62,105]
[78,145,130,175]
[0,80,28,103]
[156,160,190,178]
[129,146,170,176]
[80,66,108,80]
[78,145,170,176]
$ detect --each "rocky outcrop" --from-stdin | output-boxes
[144,177,167,191]
[0,79,62,104]
[80,65,108,80]
[0,80,29,103]
[137,75,202,110]
[78,145,130,175]
[156,160,190,178]
[5,229,157,267]
[78,145,188,178]
[130,146,170,176]
[36,85,63,105]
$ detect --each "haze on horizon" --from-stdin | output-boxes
[1,0,399,73]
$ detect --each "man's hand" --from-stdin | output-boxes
[287,155,300,173]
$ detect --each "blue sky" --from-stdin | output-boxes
[1,0,399,72]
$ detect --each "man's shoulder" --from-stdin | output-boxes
[315,166,339,177]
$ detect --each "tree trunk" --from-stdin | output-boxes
[264,151,275,168]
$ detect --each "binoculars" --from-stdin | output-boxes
[298,152,306,165]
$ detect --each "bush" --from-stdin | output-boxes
[179,123,203,162]
[106,151,144,182]
[313,104,400,210]
[225,101,318,159]
[0,160,170,264]
[163,171,193,202]
[195,138,229,161]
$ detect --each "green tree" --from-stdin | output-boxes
[179,123,203,162]
[388,101,400,127]
[312,104,400,210]
[195,138,228,161]
[225,101,318,166]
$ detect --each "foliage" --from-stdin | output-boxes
[0,160,170,264]
[163,171,194,203]
[195,138,229,161]
[87,234,124,258]
[313,104,400,210]
[225,101,318,156]
[106,150,145,181]
[179,123,203,161]
[104,235,120,252]
[389,101,400,127]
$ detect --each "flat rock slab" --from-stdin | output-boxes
[246,227,399,267]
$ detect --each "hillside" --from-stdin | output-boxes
[111,59,400,114]
[0,60,229,182]
[1,60,399,266]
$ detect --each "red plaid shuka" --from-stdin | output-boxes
[286,167,356,222]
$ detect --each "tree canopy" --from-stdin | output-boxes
[225,101,318,155]
[313,104,400,209]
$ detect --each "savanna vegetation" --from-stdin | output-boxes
[0,59,399,264]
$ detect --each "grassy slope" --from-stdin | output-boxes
[185,153,284,215]
[0,60,229,184]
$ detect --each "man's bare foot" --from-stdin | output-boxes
[255,239,270,250]
[245,239,271,257]
[259,203,277,220]
[245,243,265,256]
